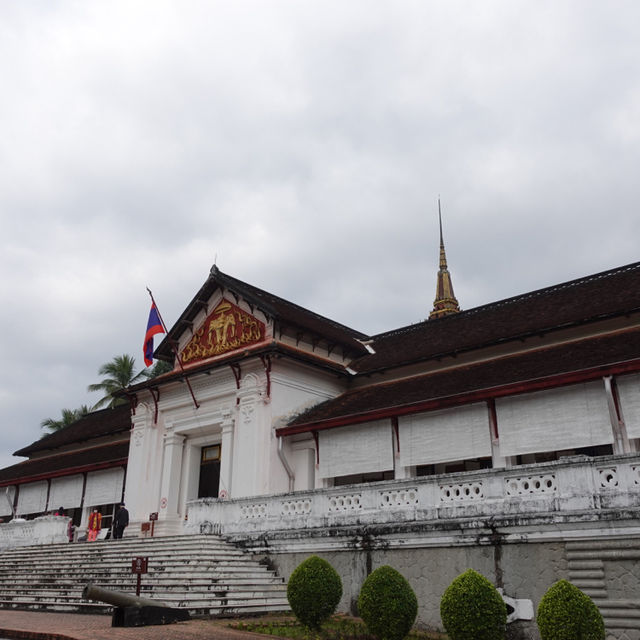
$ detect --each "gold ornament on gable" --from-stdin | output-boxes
[180,299,265,363]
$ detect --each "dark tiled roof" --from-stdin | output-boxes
[14,405,131,457]
[284,328,640,430]
[351,261,640,373]
[0,441,129,486]
[155,266,369,361]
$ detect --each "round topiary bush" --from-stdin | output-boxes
[357,565,418,640]
[440,569,507,640]
[536,580,605,640]
[286,555,342,629]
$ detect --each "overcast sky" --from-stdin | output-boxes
[1,1,639,469]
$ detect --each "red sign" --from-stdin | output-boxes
[131,557,148,574]
[149,512,158,521]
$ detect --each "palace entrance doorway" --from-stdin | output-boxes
[198,444,221,498]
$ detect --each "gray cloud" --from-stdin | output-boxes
[1,1,640,467]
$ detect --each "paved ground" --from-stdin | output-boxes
[0,610,276,640]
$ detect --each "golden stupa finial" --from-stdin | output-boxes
[429,198,461,320]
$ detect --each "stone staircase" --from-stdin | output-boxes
[566,538,640,634]
[0,534,290,617]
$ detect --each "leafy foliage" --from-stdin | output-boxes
[40,405,90,434]
[287,556,343,630]
[440,569,506,640]
[87,354,146,409]
[358,565,418,640]
[145,358,173,378]
[536,580,605,640]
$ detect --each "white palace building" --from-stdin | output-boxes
[122,236,640,536]
[2,226,640,636]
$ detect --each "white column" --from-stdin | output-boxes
[124,402,165,524]
[604,376,631,455]
[231,372,269,497]
[392,419,409,479]
[159,432,185,521]
[488,400,511,468]
[219,409,234,498]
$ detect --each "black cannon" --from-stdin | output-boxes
[82,583,190,627]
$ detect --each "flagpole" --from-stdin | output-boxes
[146,288,200,410]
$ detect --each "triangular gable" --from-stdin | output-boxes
[180,299,266,364]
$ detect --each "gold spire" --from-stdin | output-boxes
[429,199,461,320]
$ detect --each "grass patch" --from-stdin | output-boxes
[230,614,446,640]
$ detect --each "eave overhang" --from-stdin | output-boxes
[276,358,640,437]
[125,341,351,396]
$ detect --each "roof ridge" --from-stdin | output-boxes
[213,267,368,339]
[371,260,640,341]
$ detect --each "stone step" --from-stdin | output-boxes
[0,562,274,573]
[566,569,605,578]
[566,539,640,551]
[565,550,640,561]
[0,598,289,616]
[0,577,279,590]
[579,588,608,599]
[568,580,606,590]
[0,578,286,592]
[2,592,287,606]
[0,552,258,564]
[600,608,640,619]
[5,586,287,599]
[601,619,640,630]
[0,560,272,570]
[0,537,240,555]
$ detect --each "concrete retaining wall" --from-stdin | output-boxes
[227,520,640,640]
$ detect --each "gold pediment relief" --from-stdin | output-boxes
[180,299,266,364]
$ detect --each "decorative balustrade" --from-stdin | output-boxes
[328,493,362,512]
[504,474,556,496]
[598,467,618,489]
[379,488,419,507]
[440,481,484,502]
[0,516,70,550]
[281,498,312,515]
[239,503,268,519]
[186,454,640,536]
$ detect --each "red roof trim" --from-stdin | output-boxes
[0,459,128,488]
[129,341,349,393]
[276,359,640,436]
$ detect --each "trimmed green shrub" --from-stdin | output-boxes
[358,565,418,640]
[440,569,507,640]
[286,555,342,629]
[536,580,605,640]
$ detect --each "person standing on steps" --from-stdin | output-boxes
[113,503,129,539]
[87,508,102,541]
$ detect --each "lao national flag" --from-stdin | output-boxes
[144,303,165,366]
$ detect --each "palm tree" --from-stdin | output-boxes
[88,354,146,410]
[41,405,90,434]
[145,359,173,379]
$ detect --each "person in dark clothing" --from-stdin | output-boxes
[113,503,129,539]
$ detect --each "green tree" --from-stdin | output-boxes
[440,569,507,640]
[537,580,604,640]
[88,354,146,409]
[40,405,90,434]
[145,359,173,379]
[358,565,418,640]
[287,555,343,629]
